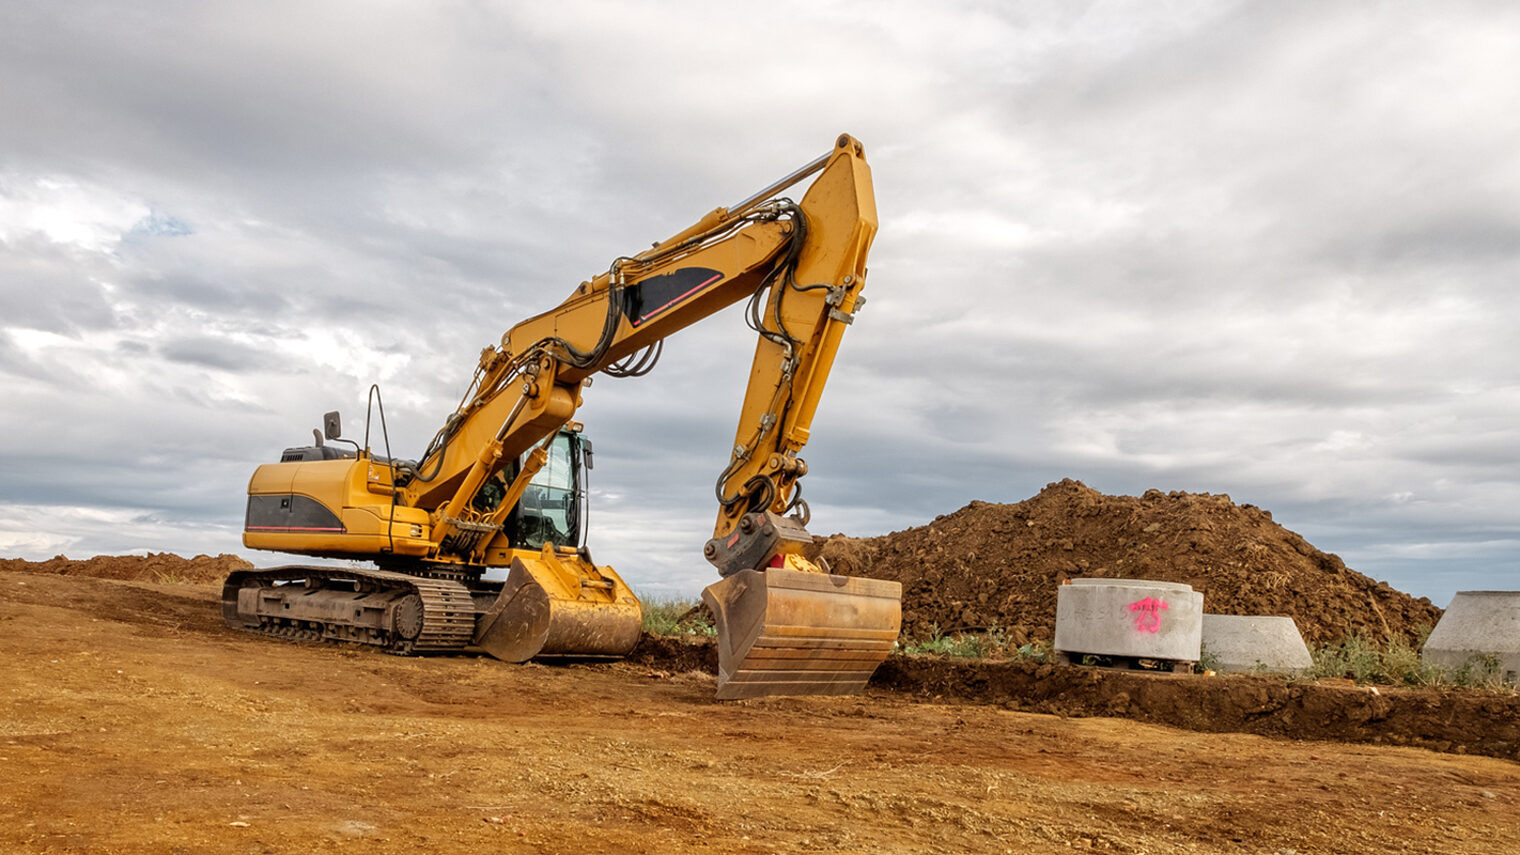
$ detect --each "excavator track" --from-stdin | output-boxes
[222,566,476,654]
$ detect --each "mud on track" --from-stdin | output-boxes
[4,568,1520,854]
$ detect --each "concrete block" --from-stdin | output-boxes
[1421,591,1520,682]
[1200,614,1313,675]
[1054,578,1203,662]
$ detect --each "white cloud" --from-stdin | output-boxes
[0,174,149,253]
[0,503,241,559]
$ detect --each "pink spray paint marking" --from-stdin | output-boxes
[1127,597,1169,633]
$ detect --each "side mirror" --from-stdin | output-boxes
[581,438,594,470]
[323,411,342,441]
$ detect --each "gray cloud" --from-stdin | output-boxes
[156,335,278,372]
[130,271,293,316]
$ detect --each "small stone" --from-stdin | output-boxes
[229,821,250,828]
[1481,790,1497,800]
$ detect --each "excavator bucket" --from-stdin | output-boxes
[474,547,642,662]
[701,568,902,700]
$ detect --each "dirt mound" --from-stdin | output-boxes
[0,552,250,584]
[814,479,1441,647]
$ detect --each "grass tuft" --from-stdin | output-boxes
[639,596,716,637]
[896,623,1049,661]
[1309,628,1516,690]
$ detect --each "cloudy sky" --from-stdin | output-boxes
[3,1,1519,605]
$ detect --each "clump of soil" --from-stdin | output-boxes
[812,479,1441,647]
[0,552,251,584]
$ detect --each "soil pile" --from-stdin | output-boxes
[0,552,251,584]
[813,479,1441,647]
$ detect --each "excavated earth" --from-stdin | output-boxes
[0,552,253,584]
[812,479,1444,647]
[3,551,1519,854]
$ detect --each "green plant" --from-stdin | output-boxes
[1309,631,1516,690]
[900,624,1000,659]
[639,596,716,637]
[1378,637,1444,686]
[984,622,1010,651]
[1452,652,1510,690]
[1016,639,1051,662]
[1196,644,1222,674]
[1310,632,1386,683]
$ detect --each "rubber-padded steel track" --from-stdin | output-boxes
[222,565,476,653]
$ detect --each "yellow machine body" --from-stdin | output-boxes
[242,458,434,557]
[230,134,900,695]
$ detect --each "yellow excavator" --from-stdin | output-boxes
[223,134,902,699]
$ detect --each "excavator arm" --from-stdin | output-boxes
[408,135,874,552]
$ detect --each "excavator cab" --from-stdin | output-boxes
[503,431,587,551]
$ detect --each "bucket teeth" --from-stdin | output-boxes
[702,568,901,700]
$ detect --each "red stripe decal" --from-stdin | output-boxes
[636,272,723,326]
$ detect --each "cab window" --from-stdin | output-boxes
[509,433,581,549]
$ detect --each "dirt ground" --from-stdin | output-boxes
[4,568,1519,855]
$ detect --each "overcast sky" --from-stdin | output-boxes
[3,1,1519,606]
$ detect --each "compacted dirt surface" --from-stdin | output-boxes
[4,560,1520,855]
